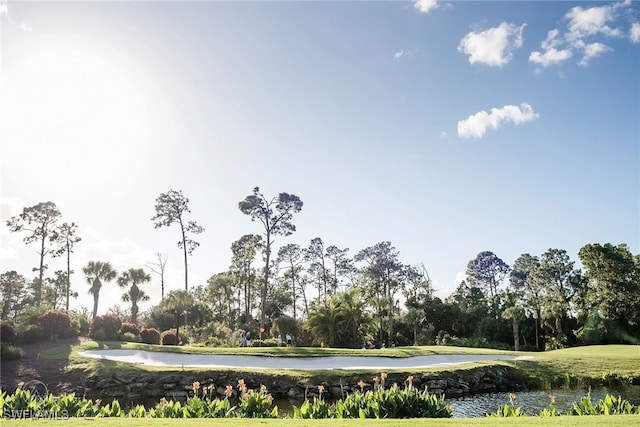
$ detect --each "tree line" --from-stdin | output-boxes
[2,188,639,349]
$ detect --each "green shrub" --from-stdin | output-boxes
[140,327,161,344]
[568,393,639,416]
[121,332,140,342]
[128,404,147,418]
[335,376,453,419]
[250,338,278,347]
[294,397,333,419]
[37,310,73,341]
[120,322,139,336]
[0,342,24,359]
[160,329,179,345]
[69,309,92,336]
[89,314,122,341]
[233,383,278,418]
[149,398,186,418]
[96,399,124,417]
[1,320,17,343]
[17,324,43,343]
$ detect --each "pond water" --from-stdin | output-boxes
[446,386,640,417]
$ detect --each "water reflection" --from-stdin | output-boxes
[447,386,640,418]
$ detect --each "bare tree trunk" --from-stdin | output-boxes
[37,234,46,306]
[66,240,71,312]
[261,234,271,332]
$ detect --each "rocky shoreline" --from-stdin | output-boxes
[77,366,526,403]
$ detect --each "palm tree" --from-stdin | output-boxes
[118,268,151,324]
[336,288,369,348]
[164,289,193,344]
[306,301,340,347]
[83,261,117,319]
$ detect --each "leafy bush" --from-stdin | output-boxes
[17,324,43,343]
[69,309,92,336]
[250,338,278,347]
[1,342,24,359]
[160,329,179,345]
[176,328,191,344]
[1,320,17,343]
[120,322,139,336]
[140,327,161,345]
[294,397,333,419]
[3,385,636,420]
[234,381,278,418]
[335,381,453,419]
[89,314,122,341]
[191,322,233,347]
[121,332,140,342]
[568,394,639,415]
[488,393,526,417]
[37,310,73,341]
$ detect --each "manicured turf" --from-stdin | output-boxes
[2,415,640,426]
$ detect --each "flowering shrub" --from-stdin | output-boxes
[120,322,139,336]
[89,314,122,341]
[140,328,161,345]
[1,321,17,343]
[37,310,73,341]
[160,329,179,345]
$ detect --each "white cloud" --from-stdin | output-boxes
[393,49,416,59]
[576,41,612,66]
[565,4,621,42]
[529,29,573,69]
[0,2,8,17]
[529,47,573,68]
[530,1,633,70]
[458,22,526,67]
[413,0,439,14]
[439,131,448,139]
[631,23,640,43]
[457,103,539,139]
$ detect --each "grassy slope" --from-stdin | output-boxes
[48,341,640,386]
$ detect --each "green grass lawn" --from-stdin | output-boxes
[3,416,640,426]
[45,340,639,386]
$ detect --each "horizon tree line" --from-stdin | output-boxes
[3,192,639,349]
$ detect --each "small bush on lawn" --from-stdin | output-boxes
[1,321,17,343]
[121,332,140,342]
[89,314,122,341]
[160,329,179,345]
[252,338,278,347]
[37,310,73,341]
[120,322,139,336]
[140,327,161,345]
[0,342,24,359]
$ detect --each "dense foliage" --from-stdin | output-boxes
[0,321,17,343]
[2,384,637,419]
[37,310,73,341]
[88,314,122,341]
[2,196,639,350]
[160,329,180,345]
[139,327,161,345]
[119,322,139,336]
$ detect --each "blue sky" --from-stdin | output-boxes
[1,0,638,316]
